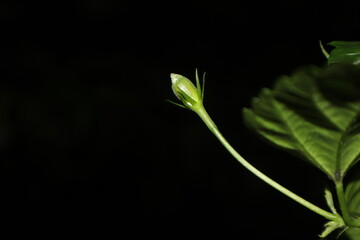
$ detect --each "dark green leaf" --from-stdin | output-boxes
[343,227,360,240]
[328,41,360,65]
[345,172,360,221]
[243,64,360,180]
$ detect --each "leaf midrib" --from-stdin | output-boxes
[271,93,331,176]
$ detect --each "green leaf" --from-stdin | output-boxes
[328,41,360,65]
[343,227,360,240]
[325,188,337,214]
[243,64,360,181]
[341,171,360,239]
[319,220,345,238]
[345,172,360,221]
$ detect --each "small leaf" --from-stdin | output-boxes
[325,188,337,214]
[319,40,329,59]
[328,41,360,65]
[319,220,344,238]
[243,64,360,181]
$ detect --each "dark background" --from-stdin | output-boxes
[1,0,360,239]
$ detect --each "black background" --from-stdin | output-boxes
[1,0,360,239]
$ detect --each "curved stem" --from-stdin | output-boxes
[195,106,338,221]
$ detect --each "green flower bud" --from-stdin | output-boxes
[171,72,203,111]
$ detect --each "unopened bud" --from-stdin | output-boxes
[171,73,203,110]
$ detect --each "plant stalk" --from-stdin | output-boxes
[195,106,338,221]
[335,180,360,227]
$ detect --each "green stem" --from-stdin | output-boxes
[335,180,360,227]
[195,106,338,221]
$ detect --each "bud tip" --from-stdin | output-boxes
[170,73,183,84]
